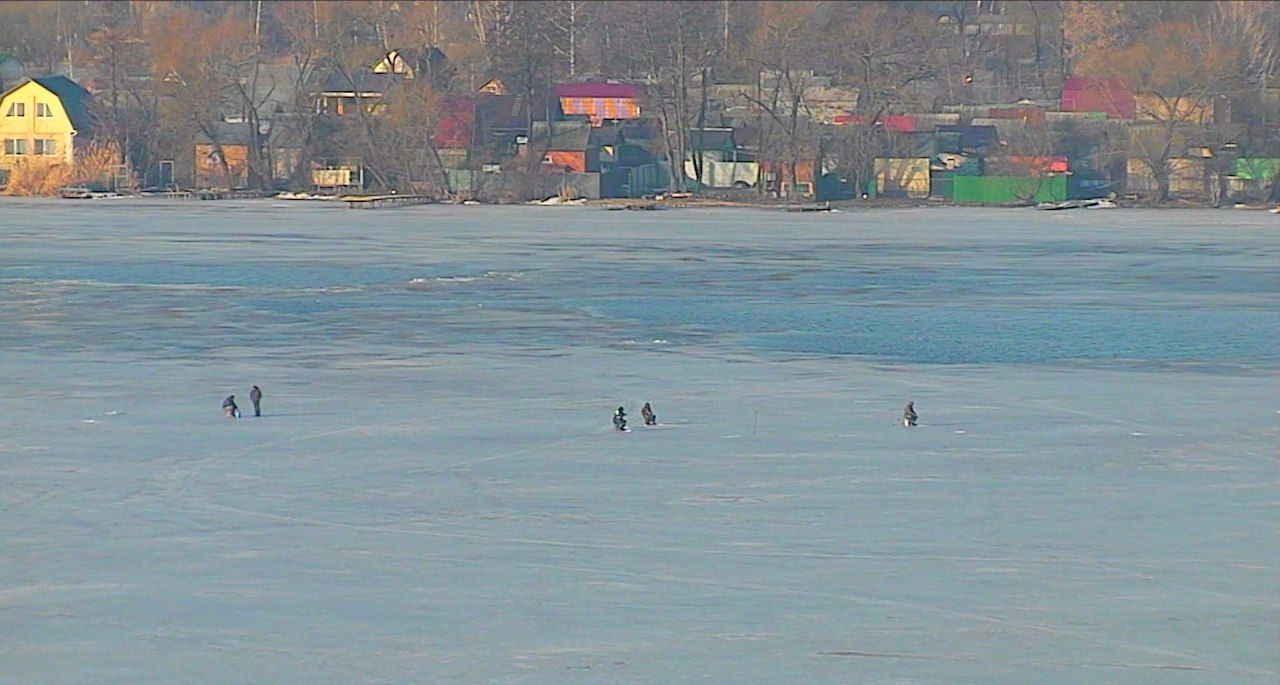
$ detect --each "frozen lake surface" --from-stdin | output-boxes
[2,200,1276,683]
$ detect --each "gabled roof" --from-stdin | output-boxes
[375,48,447,73]
[936,124,997,149]
[473,91,561,132]
[591,120,659,147]
[1063,76,1132,93]
[591,124,624,146]
[474,93,527,131]
[246,64,304,114]
[477,78,507,95]
[13,76,93,132]
[321,70,396,95]
[529,120,592,151]
[1061,76,1135,119]
[193,120,304,149]
[555,82,643,99]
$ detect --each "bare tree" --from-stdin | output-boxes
[84,1,156,184]
[735,2,826,200]
[1079,20,1241,202]
[1210,0,1279,96]
[150,6,257,188]
[623,1,720,193]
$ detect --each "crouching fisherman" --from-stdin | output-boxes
[223,395,241,419]
[903,401,917,427]
[641,402,657,426]
[613,406,628,431]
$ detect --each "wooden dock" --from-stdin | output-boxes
[341,194,434,208]
[782,201,834,212]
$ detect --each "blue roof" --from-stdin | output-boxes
[31,76,93,133]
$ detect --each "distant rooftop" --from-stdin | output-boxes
[555,82,643,99]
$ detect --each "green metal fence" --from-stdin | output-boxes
[1235,159,1280,181]
[952,175,1068,204]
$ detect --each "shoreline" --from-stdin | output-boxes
[3,193,1276,212]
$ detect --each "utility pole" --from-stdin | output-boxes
[723,0,729,56]
[568,0,577,79]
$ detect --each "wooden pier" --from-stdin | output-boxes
[341,194,434,208]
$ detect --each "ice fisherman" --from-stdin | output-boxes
[613,406,628,431]
[903,401,918,427]
[223,395,240,419]
[249,385,263,417]
[641,402,657,426]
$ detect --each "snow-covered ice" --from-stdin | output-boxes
[1,199,1276,683]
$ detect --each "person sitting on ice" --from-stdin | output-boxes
[641,402,657,426]
[903,401,918,427]
[613,406,628,431]
[223,395,240,419]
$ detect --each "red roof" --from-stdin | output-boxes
[879,115,916,133]
[554,82,643,99]
[1061,77,1134,119]
[1006,155,1070,173]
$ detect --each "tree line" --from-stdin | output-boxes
[1,1,1275,198]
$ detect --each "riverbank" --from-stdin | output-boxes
[3,191,1277,213]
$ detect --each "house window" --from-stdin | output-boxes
[4,138,27,155]
[36,102,53,118]
[34,139,56,155]
[5,102,24,117]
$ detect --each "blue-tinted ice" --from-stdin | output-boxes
[1,200,1276,683]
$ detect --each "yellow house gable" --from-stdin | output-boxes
[0,78,87,167]
[372,50,415,78]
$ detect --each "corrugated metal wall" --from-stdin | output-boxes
[874,158,931,197]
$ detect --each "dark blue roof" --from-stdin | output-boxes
[936,124,996,149]
[321,70,396,95]
[31,76,92,133]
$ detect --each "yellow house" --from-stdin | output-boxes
[0,76,92,171]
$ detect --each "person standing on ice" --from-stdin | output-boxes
[249,385,263,417]
[641,402,657,426]
[613,406,628,431]
[223,395,240,419]
[903,401,918,427]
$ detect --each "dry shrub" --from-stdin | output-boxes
[72,142,120,188]
[2,159,74,197]
[2,141,121,196]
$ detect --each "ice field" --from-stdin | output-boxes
[1,200,1276,683]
